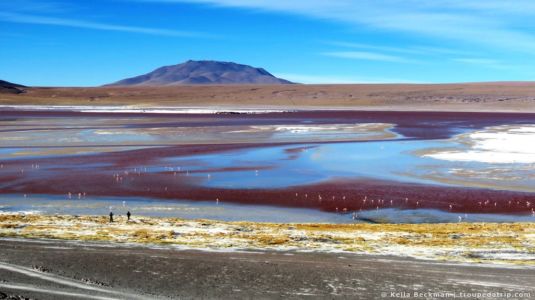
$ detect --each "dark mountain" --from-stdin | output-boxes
[0,80,26,94]
[106,60,294,86]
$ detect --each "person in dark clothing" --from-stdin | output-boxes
[109,211,114,223]
[126,211,131,221]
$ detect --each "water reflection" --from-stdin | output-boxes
[2,194,533,223]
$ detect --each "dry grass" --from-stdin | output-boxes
[0,213,534,265]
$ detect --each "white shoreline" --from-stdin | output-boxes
[0,105,292,114]
[424,125,535,164]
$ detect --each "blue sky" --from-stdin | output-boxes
[2,0,535,86]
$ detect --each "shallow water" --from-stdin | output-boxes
[165,140,450,189]
[0,194,354,223]
[162,137,535,193]
[2,194,533,224]
[2,111,535,223]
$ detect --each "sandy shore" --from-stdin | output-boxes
[1,213,534,266]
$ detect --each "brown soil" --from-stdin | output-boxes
[3,82,535,112]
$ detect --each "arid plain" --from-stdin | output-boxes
[4,82,535,112]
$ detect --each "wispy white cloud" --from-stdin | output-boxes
[429,1,535,15]
[453,58,500,65]
[322,51,414,63]
[452,58,517,70]
[275,73,422,84]
[140,0,535,53]
[325,41,425,56]
[0,0,72,14]
[325,41,473,57]
[0,11,210,38]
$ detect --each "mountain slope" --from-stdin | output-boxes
[107,60,293,86]
[0,80,26,94]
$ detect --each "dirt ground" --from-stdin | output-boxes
[4,82,535,112]
[0,238,534,299]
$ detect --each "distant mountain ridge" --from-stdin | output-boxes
[106,60,293,86]
[0,80,26,94]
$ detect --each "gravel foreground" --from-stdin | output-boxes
[0,238,534,300]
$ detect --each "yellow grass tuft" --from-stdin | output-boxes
[1,213,534,265]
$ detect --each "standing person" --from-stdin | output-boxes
[127,211,131,221]
[109,211,114,223]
